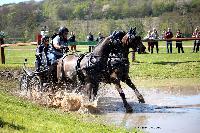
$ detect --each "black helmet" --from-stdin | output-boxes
[42,35,49,43]
[58,27,69,35]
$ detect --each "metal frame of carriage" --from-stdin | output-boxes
[19,54,54,95]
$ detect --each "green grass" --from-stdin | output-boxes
[130,47,200,79]
[2,43,200,79]
[4,45,89,64]
[4,41,195,64]
[0,80,139,133]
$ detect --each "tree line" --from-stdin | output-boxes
[0,0,200,40]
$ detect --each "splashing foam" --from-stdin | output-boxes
[18,86,100,113]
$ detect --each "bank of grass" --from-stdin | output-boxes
[0,80,139,133]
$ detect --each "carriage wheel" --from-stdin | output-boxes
[19,74,29,92]
[30,75,43,98]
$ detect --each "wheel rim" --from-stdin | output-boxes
[20,74,28,91]
[31,76,42,91]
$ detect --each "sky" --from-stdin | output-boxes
[0,0,43,6]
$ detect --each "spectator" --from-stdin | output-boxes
[87,32,94,52]
[165,28,173,53]
[161,29,166,39]
[36,33,42,46]
[41,26,49,38]
[96,32,105,42]
[196,32,200,53]
[151,28,159,53]
[192,27,200,52]
[68,31,76,51]
[175,29,184,53]
[144,30,153,53]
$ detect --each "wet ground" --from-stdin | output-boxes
[93,82,200,133]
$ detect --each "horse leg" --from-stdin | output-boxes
[84,82,92,100]
[124,77,145,103]
[92,82,99,101]
[112,78,133,113]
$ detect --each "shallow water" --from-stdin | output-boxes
[94,85,200,133]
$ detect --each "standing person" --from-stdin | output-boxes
[41,26,49,38]
[87,32,94,52]
[144,30,153,53]
[175,29,184,53]
[165,28,173,53]
[192,27,200,53]
[68,31,76,51]
[96,32,105,42]
[197,34,200,53]
[151,28,159,53]
[36,33,42,46]
[52,26,69,64]
[161,29,166,39]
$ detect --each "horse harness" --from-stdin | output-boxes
[75,39,129,84]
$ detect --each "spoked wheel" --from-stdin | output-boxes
[19,74,29,94]
[30,75,43,99]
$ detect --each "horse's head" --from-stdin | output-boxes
[122,27,144,52]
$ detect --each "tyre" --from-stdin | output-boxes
[19,74,29,92]
[30,75,42,94]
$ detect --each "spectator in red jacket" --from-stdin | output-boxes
[165,28,173,53]
[144,30,153,53]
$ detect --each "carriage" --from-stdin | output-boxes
[19,28,145,112]
[19,58,49,95]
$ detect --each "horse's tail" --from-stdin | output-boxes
[76,54,86,84]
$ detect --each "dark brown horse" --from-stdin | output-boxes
[105,28,145,112]
[56,28,145,112]
[56,35,114,91]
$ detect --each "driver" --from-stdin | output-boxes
[35,35,53,71]
[52,27,69,61]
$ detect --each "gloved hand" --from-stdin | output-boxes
[65,46,69,52]
[60,45,67,49]
[35,52,42,56]
[60,45,69,52]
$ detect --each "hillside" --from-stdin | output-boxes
[0,0,200,40]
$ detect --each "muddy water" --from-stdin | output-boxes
[94,84,200,133]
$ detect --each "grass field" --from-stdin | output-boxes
[3,40,196,64]
[130,47,200,79]
[2,40,200,79]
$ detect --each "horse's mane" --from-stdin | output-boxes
[93,36,111,50]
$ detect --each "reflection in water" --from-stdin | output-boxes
[95,85,200,133]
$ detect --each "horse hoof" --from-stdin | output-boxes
[139,99,145,103]
[126,107,133,113]
[125,105,133,113]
